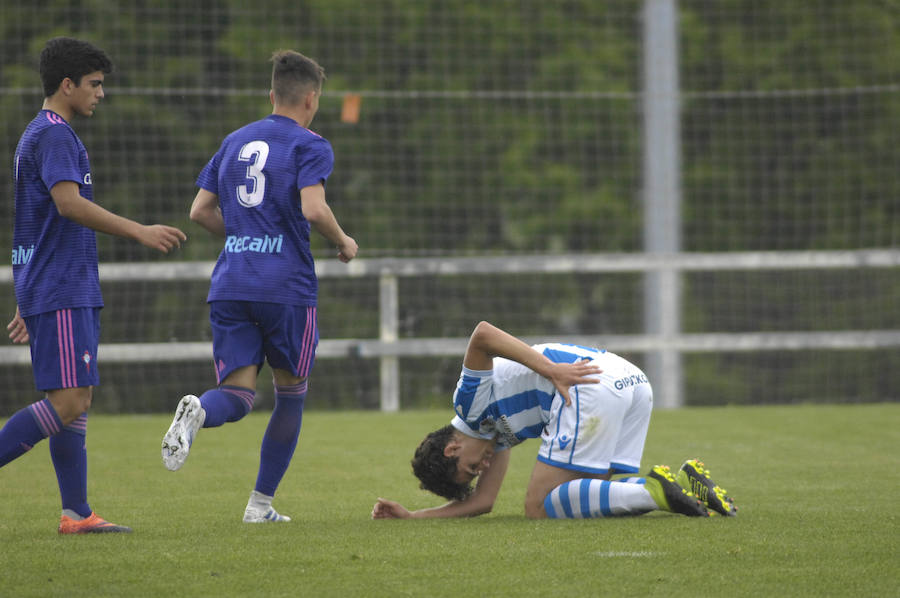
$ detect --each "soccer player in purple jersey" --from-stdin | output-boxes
[161,50,358,523]
[1,37,187,534]
[372,321,737,520]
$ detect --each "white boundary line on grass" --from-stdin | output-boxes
[594,551,661,558]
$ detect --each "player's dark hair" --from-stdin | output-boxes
[39,37,113,97]
[270,50,325,106]
[410,425,473,502]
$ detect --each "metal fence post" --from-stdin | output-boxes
[379,272,400,411]
[642,0,684,408]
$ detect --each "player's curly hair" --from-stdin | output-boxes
[411,425,473,502]
[39,37,113,97]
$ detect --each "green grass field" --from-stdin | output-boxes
[1,404,897,597]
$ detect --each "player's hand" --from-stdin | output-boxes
[137,224,187,253]
[371,497,411,519]
[337,235,358,263]
[549,358,602,406]
[7,306,29,344]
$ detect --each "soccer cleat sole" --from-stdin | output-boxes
[677,459,737,517]
[161,395,204,471]
[646,465,709,517]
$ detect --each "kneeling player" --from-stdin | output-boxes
[372,321,736,520]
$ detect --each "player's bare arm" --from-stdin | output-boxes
[300,183,358,262]
[189,188,225,237]
[51,181,187,253]
[465,321,602,405]
[372,449,511,519]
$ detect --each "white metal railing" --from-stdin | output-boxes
[1,249,898,410]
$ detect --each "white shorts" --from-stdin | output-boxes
[537,362,653,475]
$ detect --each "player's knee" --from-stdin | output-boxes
[525,497,549,519]
[273,370,307,388]
[49,388,92,425]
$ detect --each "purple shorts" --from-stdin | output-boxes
[25,307,101,391]
[209,301,318,384]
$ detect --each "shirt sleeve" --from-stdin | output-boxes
[36,126,83,192]
[452,366,493,422]
[450,415,495,440]
[296,137,334,189]
[196,148,223,193]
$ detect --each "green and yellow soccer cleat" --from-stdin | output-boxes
[645,465,709,517]
[677,459,737,517]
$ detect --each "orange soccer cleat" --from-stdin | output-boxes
[58,512,132,534]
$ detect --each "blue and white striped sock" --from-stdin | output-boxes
[543,478,658,518]
[618,476,646,484]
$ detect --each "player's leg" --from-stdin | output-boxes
[541,473,660,519]
[35,308,130,533]
[201,300,262,425]
[609,380,707,517]
[530,406,660,520]
[0,392,126,531]
[48,387,93,522]
[162,301,261,470]
[0,310,78,467]
[243,369,305,523]
[198,382,256,427]
[534,377,704,518]
[531,379,625,515]
[243,304,317,523]
[530,382,646,518]
[525,461,612,518]
[0,397,63,467]
[0,380,89,469]
[50,389,129,532]
[541,467,707,518]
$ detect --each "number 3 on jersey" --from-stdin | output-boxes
[237,140,270,207]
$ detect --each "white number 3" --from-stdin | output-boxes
[236,140,270,207]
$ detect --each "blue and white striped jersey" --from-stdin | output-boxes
[450,343,614,449]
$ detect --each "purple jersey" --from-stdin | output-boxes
[12,110,102,317]
[197,114,334,306]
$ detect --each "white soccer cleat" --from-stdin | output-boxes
[161,395,205,471]
[243,506,292,523]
